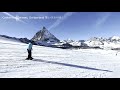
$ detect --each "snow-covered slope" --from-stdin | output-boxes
[0,35,22,44]
[0,35,30,44]
[0,37,120,78]
[84,40,103,47]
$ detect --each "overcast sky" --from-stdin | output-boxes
[0,12,120,40]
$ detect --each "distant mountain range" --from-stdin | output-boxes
[1,27,120,50]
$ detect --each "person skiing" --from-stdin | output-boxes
[26,40,33,60]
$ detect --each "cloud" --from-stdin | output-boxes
[48,12,76,30]
[95,12,111,28]
[2,12,26,24]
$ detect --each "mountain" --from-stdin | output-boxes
[31,27,60,46]
[84,36,120,50]
[84,37,104,48]
[62,39,81,46]
[19,38,30,44]
[60,36,120,50]
[109,36,120,41]
[1,29,120,50]
[0,35,30,44]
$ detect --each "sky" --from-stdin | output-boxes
[0,12,120,40]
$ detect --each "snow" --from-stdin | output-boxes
[0,38,120,78]
[60,39,81,46]
[69,41,81,46]
[103,42,120,49]
[84,40,103,47]
[110,36,120,40]
[0,36,22,44]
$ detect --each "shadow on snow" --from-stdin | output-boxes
[32,59,112,72]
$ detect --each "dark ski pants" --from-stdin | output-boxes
[27,49,32,59]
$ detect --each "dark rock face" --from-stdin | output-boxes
[31,27,60,43]
[19,38,30,44]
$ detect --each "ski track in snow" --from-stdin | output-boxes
[0,39,120,78]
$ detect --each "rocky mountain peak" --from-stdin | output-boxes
[31,27,60,43]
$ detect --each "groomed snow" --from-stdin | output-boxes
[0,38,120,78]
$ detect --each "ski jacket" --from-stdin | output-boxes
[27,42,32,50]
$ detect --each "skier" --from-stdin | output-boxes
[116,51,118,56]
[26,40,33,60]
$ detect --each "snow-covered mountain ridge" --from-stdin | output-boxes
[0,35,30,44]
[1,26,120,50]
[83,36,120,49]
